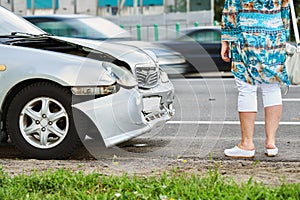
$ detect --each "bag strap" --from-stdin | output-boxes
[290,0,300,45]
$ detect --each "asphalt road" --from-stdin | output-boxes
[0,78,299,163]
[113,78,300,162]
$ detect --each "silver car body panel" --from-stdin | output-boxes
[73,87,171,147]
[0,44,116,105]
[54,36,158,71]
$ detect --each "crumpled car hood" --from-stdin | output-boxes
[51,36,155,65]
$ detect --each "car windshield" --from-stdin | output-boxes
[0,6,45,36]
[35,17,131,40]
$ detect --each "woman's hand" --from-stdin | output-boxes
[221,41,231,62]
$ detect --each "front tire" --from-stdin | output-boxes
[6,82,82,159]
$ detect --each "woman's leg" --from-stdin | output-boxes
[238,112,256,150]
[261,83,282,149]
[235,78,258,150]
[224,78,257,157]
[264,105,282,148]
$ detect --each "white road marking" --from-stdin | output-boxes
[169,78,299,125]
[283,98,300,102]
[167,121,300,125]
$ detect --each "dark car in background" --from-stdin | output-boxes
[160,26,232,76]
[24,15,189,77]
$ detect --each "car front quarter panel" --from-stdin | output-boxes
[0,44,116,105]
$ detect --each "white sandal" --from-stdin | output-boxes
[265,147,278,157]
[224,146,255,158]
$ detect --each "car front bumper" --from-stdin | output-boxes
[72,81,174,147]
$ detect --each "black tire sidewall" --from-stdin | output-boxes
[6,82,81,159]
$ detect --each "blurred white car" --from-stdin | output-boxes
[24,14,189,76]
[0,6,175,159]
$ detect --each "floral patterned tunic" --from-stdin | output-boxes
[221,0,290,85]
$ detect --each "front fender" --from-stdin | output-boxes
[0,44,115,106]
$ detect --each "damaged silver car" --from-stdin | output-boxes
[0,6,175,159]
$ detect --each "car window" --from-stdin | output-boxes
[32,21,82,38]
[179,30,221,43]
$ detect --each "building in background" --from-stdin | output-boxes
[0,0,213,16]
[0,0,27,15]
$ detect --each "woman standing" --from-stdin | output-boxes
[221,0,290,158]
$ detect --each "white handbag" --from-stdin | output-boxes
[286,0,300,85]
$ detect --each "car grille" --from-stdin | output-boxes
[135,65,159,88]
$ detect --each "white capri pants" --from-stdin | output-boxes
[235,78,282,112]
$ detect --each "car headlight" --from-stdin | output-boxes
[71,62,137,96]
[71,85,118,96]
[102,62,137,88]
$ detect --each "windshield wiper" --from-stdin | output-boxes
[0,32,52,44]
[11,32,51,37]
[0,32,51,39]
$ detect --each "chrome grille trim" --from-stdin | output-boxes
[135,64,159,88]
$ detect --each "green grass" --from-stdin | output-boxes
[0,166,298,200]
